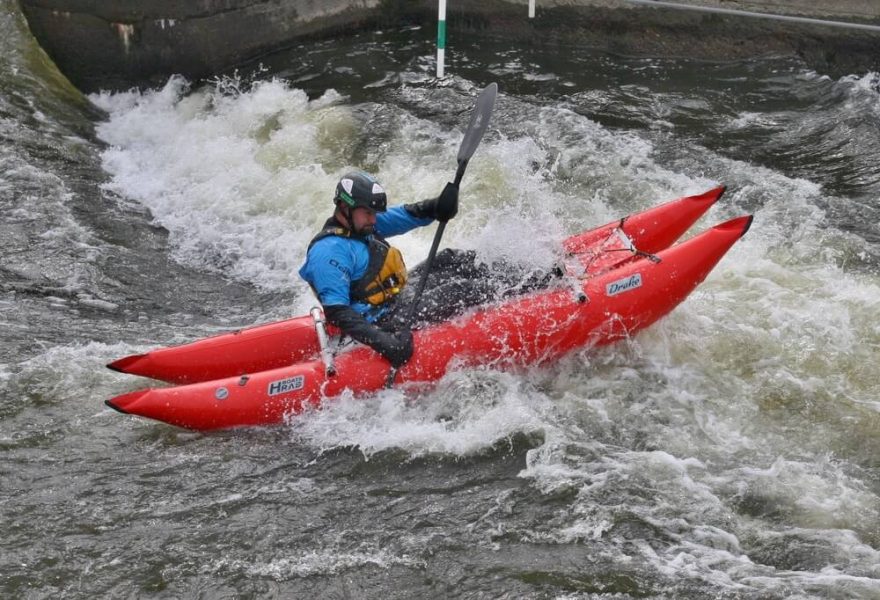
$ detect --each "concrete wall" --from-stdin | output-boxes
[19,0,386,92]
[512,0,880,20]
[18,0,880,93]
[453,0,880,74]
[626,0,880,20]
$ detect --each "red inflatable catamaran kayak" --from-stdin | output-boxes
[106,186,750,430]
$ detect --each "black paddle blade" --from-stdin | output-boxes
[457,82,497,164]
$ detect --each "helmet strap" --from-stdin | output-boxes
[336,200,372,237]
[335,201,352,230]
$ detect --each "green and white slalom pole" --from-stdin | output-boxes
[437,0,446,77]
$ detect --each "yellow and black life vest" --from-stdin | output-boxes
[308,220,408,306]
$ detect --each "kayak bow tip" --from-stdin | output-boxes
[690,185,726,205]
[105,389,150,414]
[106,353,146,374]
[741,214,754,237]
[714,214,754,239]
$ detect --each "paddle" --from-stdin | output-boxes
[386,82,498,388]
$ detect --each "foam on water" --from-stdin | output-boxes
[290,369,554,459]
[92,77,338,293]
[215,546,423,580]
[0,135,105,296]
[838,71,880,115]
[1,341,149,418]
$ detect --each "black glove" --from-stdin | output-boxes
[435,182,459,221]
[404,182,459,222]
[324,305,414,367]
[383,330,414,368]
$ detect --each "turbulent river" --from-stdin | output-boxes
[2,1,879,597]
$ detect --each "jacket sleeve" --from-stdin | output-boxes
[324,304,412,366]
[375,205,432,237]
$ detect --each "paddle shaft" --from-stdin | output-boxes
[402,161,466,326]
[385,83,496,388]
[384,164,464,388]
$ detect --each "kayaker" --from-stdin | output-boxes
[299,170,460,368]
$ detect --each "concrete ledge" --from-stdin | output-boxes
[20,0,386,92]
[448,1,880,75]
[611,0,880,21]
[19,0,880,93]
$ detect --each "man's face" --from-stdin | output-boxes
[350,206,377,235]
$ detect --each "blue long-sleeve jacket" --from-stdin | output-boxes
[298,206,432,321]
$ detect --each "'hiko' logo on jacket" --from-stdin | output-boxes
[606,274,642,296]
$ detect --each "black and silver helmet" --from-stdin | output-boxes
[334,171,387,212]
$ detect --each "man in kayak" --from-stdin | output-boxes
[299,171,460,369]
[300,170,557,369]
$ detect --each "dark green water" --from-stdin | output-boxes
[2,2,879,598]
